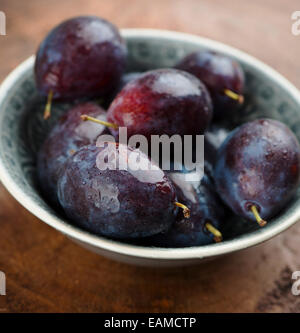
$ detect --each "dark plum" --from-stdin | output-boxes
[145,174,225,247]
[37,102,108,205]
[214,119,300,225]
[34,16,127,117]
[57,143,179,239]
[105,68,213,140]
[175,50,244,119]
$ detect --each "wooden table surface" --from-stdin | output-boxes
[1,0,300,313]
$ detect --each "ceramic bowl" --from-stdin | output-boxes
[1,29,300,267]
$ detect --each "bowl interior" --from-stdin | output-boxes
[1,29,300,260]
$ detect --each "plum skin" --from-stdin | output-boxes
[214,118,300,222]
[145,174,226,247]
[37,102,107,205]
[35,16,127,100]
[107,68,213,140]
[175,50,244,119]
[57,144,178,239]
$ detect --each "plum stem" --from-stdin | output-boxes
[174,201,190,219]
[44,90,53,119]
[250,205,267,227]
[205,222,223,243]
[224,88,244,104]
[80,114,118,129]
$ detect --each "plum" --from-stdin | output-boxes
[175,50,244,119]
[37,102,107,205]
[106,68,213,140]
[214,119,300,225]
[35,16,127,117]
[57,143,180,239]
[145,173,225,247]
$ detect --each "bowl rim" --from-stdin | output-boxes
[1,28,300,261]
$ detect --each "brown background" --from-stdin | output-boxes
[0,0,300,313]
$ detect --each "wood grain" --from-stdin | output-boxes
[0,0,300,313]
